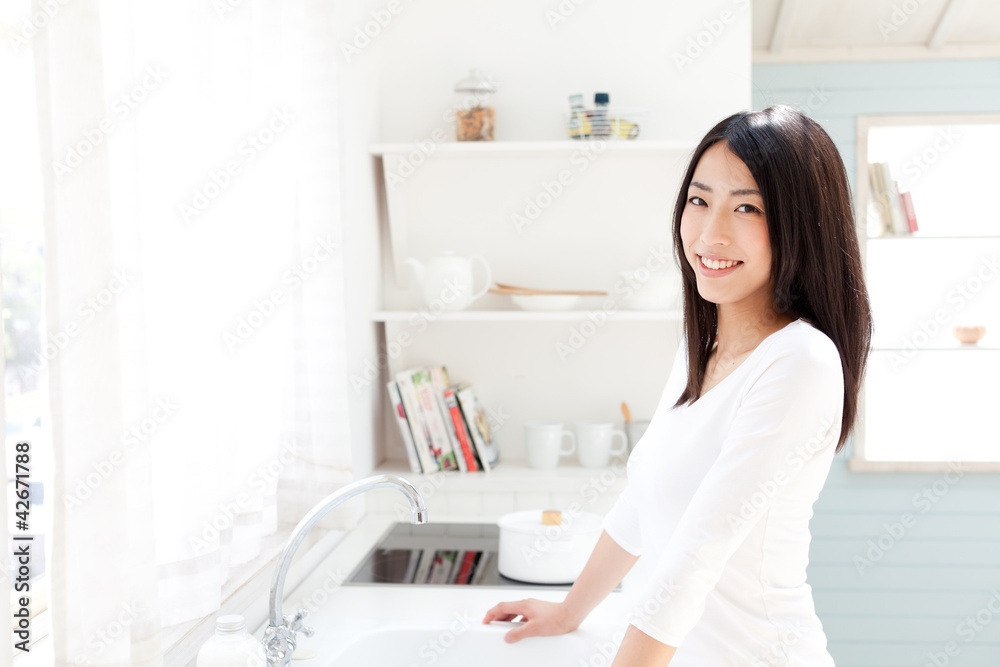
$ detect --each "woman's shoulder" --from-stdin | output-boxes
[753,317,843,383]
[775,318,840,360]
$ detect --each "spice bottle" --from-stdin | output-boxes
[592,92,610,138]
[454,69,496,141]
[568,94,590,139]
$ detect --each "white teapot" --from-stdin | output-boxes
[404,251,492,311]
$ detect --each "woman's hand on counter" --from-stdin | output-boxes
[481,599,579,643]
[482,532,639,645]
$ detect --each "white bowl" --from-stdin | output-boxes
[510,294,582,311]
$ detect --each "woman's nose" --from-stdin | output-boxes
[700,207,731,245]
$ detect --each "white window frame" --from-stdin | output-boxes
[848,112,1000,473]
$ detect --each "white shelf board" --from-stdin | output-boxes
[867,234,1000,240]
[872,344,1000,351]
[372,309,683,322]
[375,459,627,494]
[369,140,695,157]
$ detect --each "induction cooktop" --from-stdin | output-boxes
[344,522,575,589]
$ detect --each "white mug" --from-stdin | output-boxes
[524,421,577,469]
[625,419,652,454]
[574,421,628,468]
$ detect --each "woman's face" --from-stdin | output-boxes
[679,142,775,317]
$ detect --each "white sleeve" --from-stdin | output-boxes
[602,339,688,557]
[629,338,843,648]
[602,477,644,556]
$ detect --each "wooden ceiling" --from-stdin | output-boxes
[753,0,1000,62]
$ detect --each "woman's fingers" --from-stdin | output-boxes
[483,599,572,644]
[504,621,540,644]
[483,599,549,643]
[482,599,529,624]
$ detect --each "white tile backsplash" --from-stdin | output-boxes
[550,492,584,510]
[446,492,485,517]
[481,492,516,518]
[364,464,625,522]
[514,492,553,512]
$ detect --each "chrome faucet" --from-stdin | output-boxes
[262,474,428,666]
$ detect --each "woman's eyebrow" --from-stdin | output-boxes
[690,180,761,197]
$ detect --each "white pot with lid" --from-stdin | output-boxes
[497,509,603,584]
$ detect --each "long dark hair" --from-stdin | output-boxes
[672,105,872,454]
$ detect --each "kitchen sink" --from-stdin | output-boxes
[269,518,634,665]
[323,620,621,666]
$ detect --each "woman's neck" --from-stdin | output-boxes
[714,304,797,357]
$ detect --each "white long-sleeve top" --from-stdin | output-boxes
[603,317,842,666]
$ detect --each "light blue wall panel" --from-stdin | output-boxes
[752,58,1000,667]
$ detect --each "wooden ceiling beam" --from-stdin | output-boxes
[929,0,972,51]
[770,0,798,53]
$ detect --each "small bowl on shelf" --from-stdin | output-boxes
[510,294,582,311]
[952,325,986,345]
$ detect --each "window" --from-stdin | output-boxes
[1,5,52,647]
[851,113,1000,471]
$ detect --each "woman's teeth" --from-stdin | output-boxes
[700,256,742,270]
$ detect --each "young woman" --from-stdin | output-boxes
[483,104,873,665]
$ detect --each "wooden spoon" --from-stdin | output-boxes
[492,282,608,296]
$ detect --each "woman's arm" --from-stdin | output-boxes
[482,530,639,643]
[612,624,677,666]
[562,530,640,624]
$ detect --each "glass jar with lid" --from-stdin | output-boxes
[453,68,496,141]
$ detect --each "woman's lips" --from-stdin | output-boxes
[697,255,742,277]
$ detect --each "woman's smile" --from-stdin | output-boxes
[697,254,743,275]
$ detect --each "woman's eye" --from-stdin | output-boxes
[736,203,762,214]
[687,196,706,206]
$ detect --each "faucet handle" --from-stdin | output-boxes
[284,608,312,634]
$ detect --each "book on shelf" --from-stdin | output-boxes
[388,364,500,473]
[386,380,422,474]
[900,191,919,233]
[443,383,481,472]
[868,162,912,236]
[393,369,437,473]
[455,383,500,470]
[867,162,891,237]
[429,366,469,472]
[411,368,460,471]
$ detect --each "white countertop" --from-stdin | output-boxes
[259,513,652,664]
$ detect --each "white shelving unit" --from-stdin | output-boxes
[375,459,629,494]
[368,140,695,507]
[372,309,683,322]
[850,113,1000,471]
[370,140,696,157]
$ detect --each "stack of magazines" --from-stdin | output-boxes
[386,366,500,473]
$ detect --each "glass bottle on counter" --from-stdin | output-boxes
[196,615,266,667]
[453,68,496,141]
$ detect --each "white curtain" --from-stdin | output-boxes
[34,0,354,663]
[0,255,12,667]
